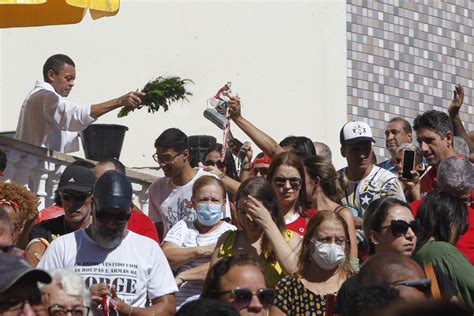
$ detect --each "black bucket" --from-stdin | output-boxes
[80,124,128,161]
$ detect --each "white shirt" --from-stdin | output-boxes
[38,230,178,307]
[15,81,95,152]
[164,220,236,309]
[148,168,232,237]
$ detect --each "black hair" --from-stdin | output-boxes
[363,197,411,255]
[43,54,75,82]
[204,144,239,180]
[352,284,401,316]
[201,254,261,300]
[388,117,412,134]
[177,299,239,316]
[0,149,7,172]
[413,110,453,138]
[416,191,468,250]
[279,136,297,148]
[279,136,316,160]
[97,158,126,174]
[154,128,189,152]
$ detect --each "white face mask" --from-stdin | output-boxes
[311,241,346,270]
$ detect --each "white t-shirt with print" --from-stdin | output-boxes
[339,165,406,218]
[148,168,231,237]
[164,220,236,309]
[38,230,178,307]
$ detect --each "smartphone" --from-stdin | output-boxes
[402,149,415,180]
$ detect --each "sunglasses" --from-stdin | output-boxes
[393,279,431,296]
[217,288,276,309]
[0,293,42,313]
[273,177,302,190]
[59,191,91,202]
[253,167,268,176]
[95,211,131,224]
[381,219,420,237]
[203,159,226,169]
[48,304,90,316]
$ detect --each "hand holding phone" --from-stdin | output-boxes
[401,149,416,180]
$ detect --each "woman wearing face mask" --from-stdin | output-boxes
[161,176,237,310]
[303,156,358,269]
[270,210,352,315]
[210,177,301,288]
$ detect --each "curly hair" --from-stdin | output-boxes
[0,182,38,221]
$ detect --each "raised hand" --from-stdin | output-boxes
[448,84,464,117]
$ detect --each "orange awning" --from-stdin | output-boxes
[0,0,119,28]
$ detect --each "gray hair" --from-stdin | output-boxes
[395,143,423,165]
[453,136,470,158]
[41,269,89,306]
[437,156,474,194]
[313,141,332,161]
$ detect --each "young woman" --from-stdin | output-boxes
[266,151,315,236]
[210,177,301,288]
[303,156,358,268]
[271,210,353,315]
[161,176,236,310]
[413,191,474,311]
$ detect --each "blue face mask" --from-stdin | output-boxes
[195,203,222,226]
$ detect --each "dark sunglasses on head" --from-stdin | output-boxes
[381,219,420,237]
[203,159,226,168]
[273,177,302,190]
[216,288,275,309]
[95,211,131,223]
[253,167,268,176]
[393,279,431,296]
[59,191,91,202]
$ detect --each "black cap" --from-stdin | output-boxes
[93,170,132,212]
[58,165,95,193]
[0,253,51,292]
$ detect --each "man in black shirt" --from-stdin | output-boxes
[25,165,95,266]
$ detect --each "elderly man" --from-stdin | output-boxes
[41,269,89,316]
[16,54,143,153]
[378,117,413,173]
[0,252,52,316]
[38,170,177,315]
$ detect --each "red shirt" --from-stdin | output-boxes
[38,205,64,222]
[285,209,318,236]
[410,195,474,266]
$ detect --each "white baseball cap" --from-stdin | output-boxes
[340,121,376,145]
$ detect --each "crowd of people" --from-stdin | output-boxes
[1,54,474,315]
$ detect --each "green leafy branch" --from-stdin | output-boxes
[118,76,193,117]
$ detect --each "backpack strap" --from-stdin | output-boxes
[424,263,441,299]
[333,205,345,216]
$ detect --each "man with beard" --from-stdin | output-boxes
[148,128,231,239]
[38,170,178,315]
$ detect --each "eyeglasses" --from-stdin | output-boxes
[380,219,420,237]
[95,211,131,224]
[272,177,302,190]
[0,244,16,254]
[152,151,183,164]
[48,304,90,316]
[216,288,275,309]
[203,159,226,169]
[392,279,431,296]
[0,293,42,313]
[253,167,268,176]
[59,191,91,202]
[315,236,347,246]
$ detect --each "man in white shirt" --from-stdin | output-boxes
[148,128,231,240]
[16,54,143,153]
[38,170,177,316]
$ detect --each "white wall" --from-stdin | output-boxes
[0,0,348,169]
